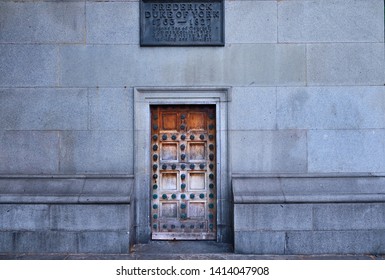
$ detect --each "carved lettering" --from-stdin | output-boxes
[141,0,224,46]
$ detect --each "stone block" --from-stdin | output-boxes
[49,205,130,231]
[0,131,60,174]
[286,230,385,255]
[314,203,385,230]
[278,0,384,43]
[232,175,385,204]
[0,232,14,253]
[78,231,130,254]
[59,44,306,87]
[82,178,133,197]
[0,178,84,196]
[0,177,133,204]
[0,205,49,231]
[229,87,276,130]
[59,45,133,87]
[234,231,285,254]
[230,130,307,173]
[308,129,385,173]
[59,131,133,174]
[0,2,85,43]
[14,231,78,253]
[307,43,384,85]
[224,44,306,86]
[137,46,225,86]
[0,88,88,130]
[88,87,133,130]
[86,1,138,44]
[277,86,385,129]
[0,44,57,87]
[226,1,277,43]
[234,204,312,231]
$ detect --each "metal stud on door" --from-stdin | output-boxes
[151,105,216,240]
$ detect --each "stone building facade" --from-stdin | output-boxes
[0,0,384,255]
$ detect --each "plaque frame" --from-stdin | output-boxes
[140,0,225,47]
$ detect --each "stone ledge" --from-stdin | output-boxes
[232,173,385,204]
[0,175,133,204]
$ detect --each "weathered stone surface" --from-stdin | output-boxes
[59,131,133,174]
[286,230,385,255]
[86,1,138,44]
[226,1,277,43]
[277,86,385,129]
[0,88,88,130]
[0,232,13,253]
[59,45,133,87]
[278,0,384,43]
[224,44,306,86]
[314,203,385,230]
[307,43,384,85]
[234,204,312,231]
[232,176,385,204]
[234,231,285,254]
[0,131,60,174]
[82,178,133,196]
[88,87,133,130]
[0,44,57,87]
[78,231,130,253]
[14,231,78,253]
[0,177,133,203]
[59,44,306,86]
[230,130,307,173]
[49,205,130,231]
[0,2,85,43]
[0,205,49,230]
[229,87,276,130]
[308,129,385,173]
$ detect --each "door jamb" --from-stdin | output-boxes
[133,87,231,245]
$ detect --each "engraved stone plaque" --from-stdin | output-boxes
[140,0,224,46]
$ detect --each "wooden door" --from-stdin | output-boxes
[150,105,216,240]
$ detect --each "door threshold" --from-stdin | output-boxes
[131,241,233,255]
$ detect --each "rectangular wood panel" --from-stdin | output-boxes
[150,105,216,240]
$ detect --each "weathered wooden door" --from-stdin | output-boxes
[150,105,216,240]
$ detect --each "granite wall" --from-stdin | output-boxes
[0,0,384,254]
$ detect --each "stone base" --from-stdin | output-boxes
[0,176,132,254]
[233,174,385,255]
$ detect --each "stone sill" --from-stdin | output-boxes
[232,173,385,204]
[0,195,130,204]
[0,174,133,204]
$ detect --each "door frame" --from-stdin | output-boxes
[133,87,231,244]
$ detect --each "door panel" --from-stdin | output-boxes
[150,105,216,240]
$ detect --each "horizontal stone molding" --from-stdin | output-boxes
[232,173,385,204]
[0,175,133,204]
